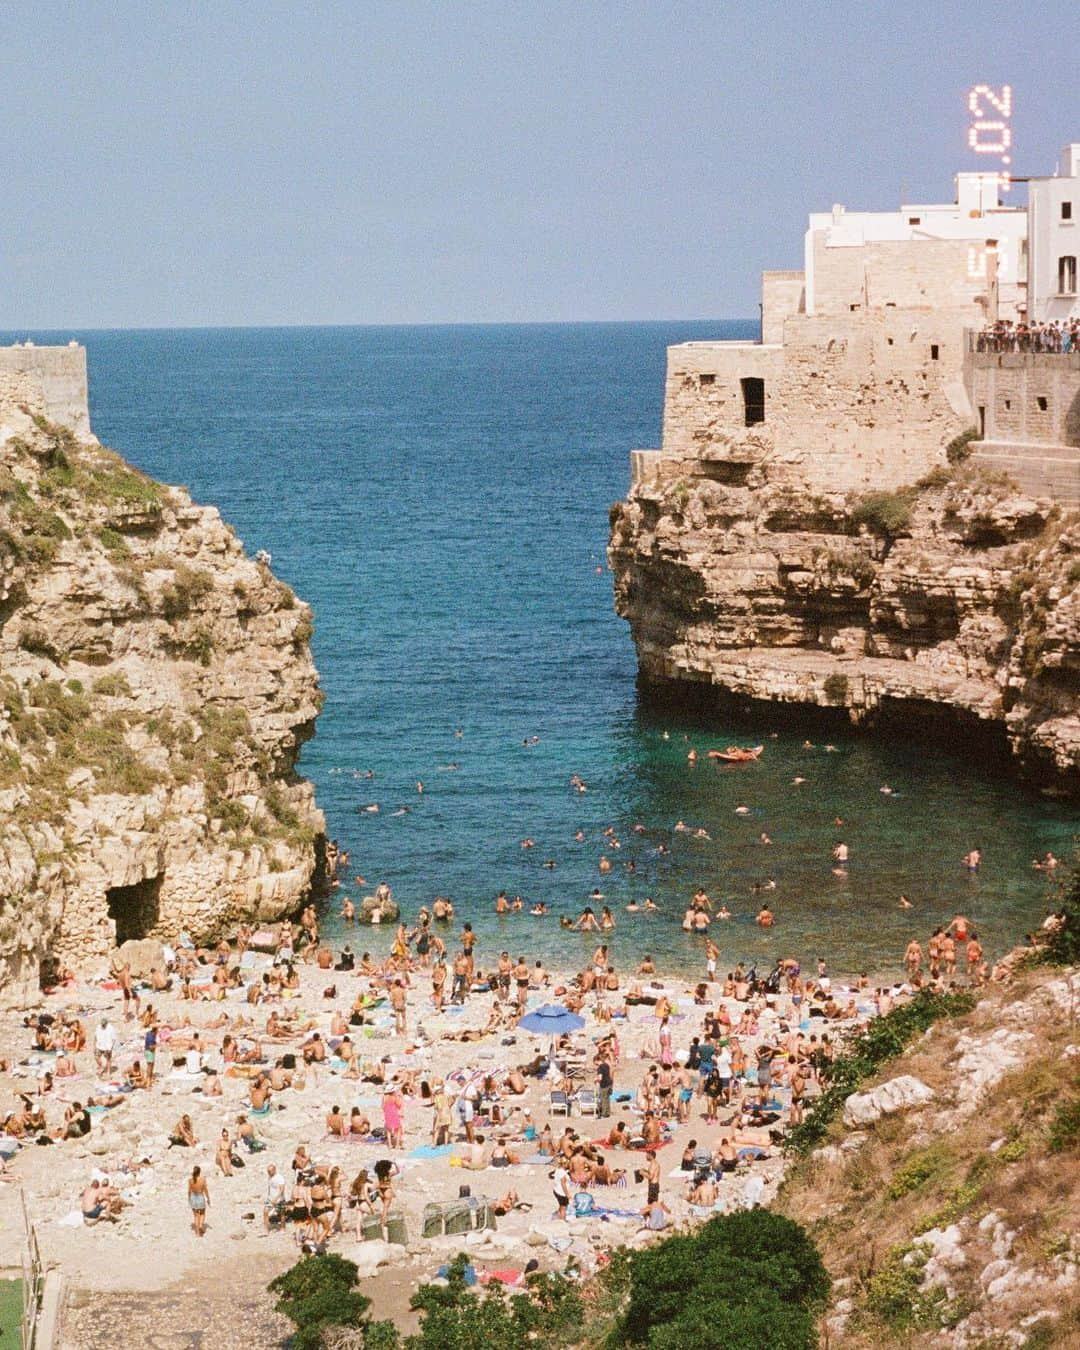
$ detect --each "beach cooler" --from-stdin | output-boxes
[422,1198,496,1238]
[360,1211,408,1245]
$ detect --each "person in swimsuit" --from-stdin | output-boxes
[188,1165,209,1236]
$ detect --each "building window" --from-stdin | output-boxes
[930,344,940,361]
[699,373,716,387]
[1037,397,1048,412]
[1004,399,1011,410]
[740,377,765,427]
[908,216,921,226]
[1060,255,1078,295]
[1063,201,1073,221]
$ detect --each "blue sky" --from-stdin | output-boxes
[2,1,1075,327]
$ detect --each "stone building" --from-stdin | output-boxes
[637,170,1028,492]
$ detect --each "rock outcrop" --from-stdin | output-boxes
[0,388,324,1003]
[609,444,1080,794]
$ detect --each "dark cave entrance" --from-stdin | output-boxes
[105,875,163,944]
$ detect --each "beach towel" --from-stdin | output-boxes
[478,1269,523,1288]
[590,1204,641,1221]
[437,1262,477,1284]
[408,1144,455,1160]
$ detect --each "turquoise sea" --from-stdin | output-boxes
[5,323,1075,980]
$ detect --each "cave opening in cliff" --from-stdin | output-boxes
[106,875,163,944]
[741,377,765,426]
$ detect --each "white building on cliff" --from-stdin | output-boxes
[639,147,1078,497]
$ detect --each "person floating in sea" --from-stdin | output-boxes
[962,848,981,872]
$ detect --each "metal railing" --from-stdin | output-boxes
[968,324,1079,354]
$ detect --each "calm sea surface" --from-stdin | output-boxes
[7,324,1075,979]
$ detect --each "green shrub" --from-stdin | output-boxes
[92,672,132,698]
[161,564,214,620]
[851,490,914,537]
[886,1144,949,1199]
[269,1253,375,1350]
[945,427,979,465]
[861,1242,963,1332]
[823,672,849,704]
[620,1210,828,1347]
[97,526,130,557]
[784,990,975,1156]
[916,464,952,490]
[1048,1096,1080,1153]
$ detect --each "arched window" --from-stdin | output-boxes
[1059,256,1077,295]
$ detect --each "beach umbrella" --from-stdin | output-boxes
[518,1004,585,1036]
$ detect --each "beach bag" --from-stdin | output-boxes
[572,1192,594,1217]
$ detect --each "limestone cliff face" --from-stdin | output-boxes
[0,402,324,1004]
[609,446,1080,794]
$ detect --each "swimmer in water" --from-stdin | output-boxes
[791,777,806,786]
[717,904,731,919]
[962,848,981,872]
[573,830,585,842]
[529,902,548,916]
[416,781,424,793]
[625,901,640,913]
[756,906,774,928]
[521,838,535,849]
[340,898,355,922]
[734,805,750,816]
[899,894,913,909]
[643,897,658,912]
[760,832,771,845]
[687,749,698,763]
[880,784,893,795]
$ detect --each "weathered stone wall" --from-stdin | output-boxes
[761,270,805,345]
[0,345,93,443]
[659,307,976,490]
[811,234,993,315]
[968,350,1080,447]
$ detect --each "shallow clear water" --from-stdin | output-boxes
[6,323,1074,979]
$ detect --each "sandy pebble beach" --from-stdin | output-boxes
[0,931,903,1337]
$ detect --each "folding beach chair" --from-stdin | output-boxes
[576,1088,598,1116]
[550,1090,571,1116]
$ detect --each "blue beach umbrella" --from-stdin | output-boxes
[518,1004,586,1036]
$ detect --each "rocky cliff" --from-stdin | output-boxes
[776,959,1080,1347]
[609,441,1080,794]
[0,400,324,1004]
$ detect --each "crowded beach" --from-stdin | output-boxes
[0,848,1032,1304]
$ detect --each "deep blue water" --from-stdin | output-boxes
[5,323,1074,978]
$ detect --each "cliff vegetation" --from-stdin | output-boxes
[0,415,324,1000]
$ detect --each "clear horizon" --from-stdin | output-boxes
[3,0,1075,328]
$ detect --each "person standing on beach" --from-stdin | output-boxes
[431,958,447,1011]
[595,1051,613,1118]
[553,1161,571,1220]
[390,980,407,1036]
[705,937,719,983]
[904,938,922,980]
[117,962,139,1021]
[382,1086,404,1149]
[94,1018,118,1075]
[188,1165,209,1236]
